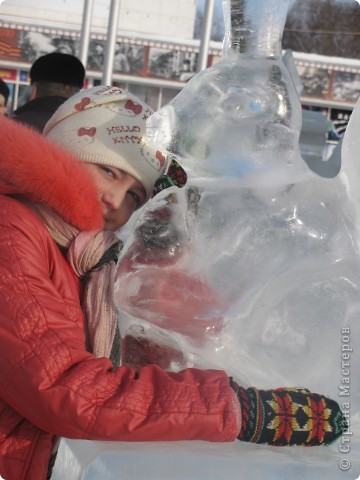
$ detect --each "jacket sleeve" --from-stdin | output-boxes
[0,200,240,443]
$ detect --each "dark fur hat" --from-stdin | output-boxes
[30,52,85,89]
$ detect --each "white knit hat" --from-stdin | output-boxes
[43,85,168,199]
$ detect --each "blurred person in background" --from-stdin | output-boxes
[12,52,85,132]
[0,78,10,116]
[114,43,130,73]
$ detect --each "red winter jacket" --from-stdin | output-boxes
[0,117,240,480]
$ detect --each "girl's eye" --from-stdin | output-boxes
[128,190,141,207]
[100,166,116,178]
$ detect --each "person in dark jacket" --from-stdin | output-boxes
[12,52,85,132]
[0,78,10,116]
[0,86,345,480]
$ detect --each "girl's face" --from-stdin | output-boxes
[84,163,146,231]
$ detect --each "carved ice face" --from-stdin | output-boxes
[148,56,303,181]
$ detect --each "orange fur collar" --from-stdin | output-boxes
[0,116,103,230]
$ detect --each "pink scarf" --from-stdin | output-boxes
[29,202,122,363]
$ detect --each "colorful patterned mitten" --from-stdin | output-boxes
[230,379,345,446]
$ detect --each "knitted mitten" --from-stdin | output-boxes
[230,379,345,446]
[152,159,187,197]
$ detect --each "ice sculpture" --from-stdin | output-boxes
[147,0,306,184]
[52,90,360,480]
[115,0,306,375]
[114,0,360,405]
[52,1,360,478]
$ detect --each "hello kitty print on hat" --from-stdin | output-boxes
[43,85,168,200]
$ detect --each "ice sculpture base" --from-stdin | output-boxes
[51,433,360,480]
